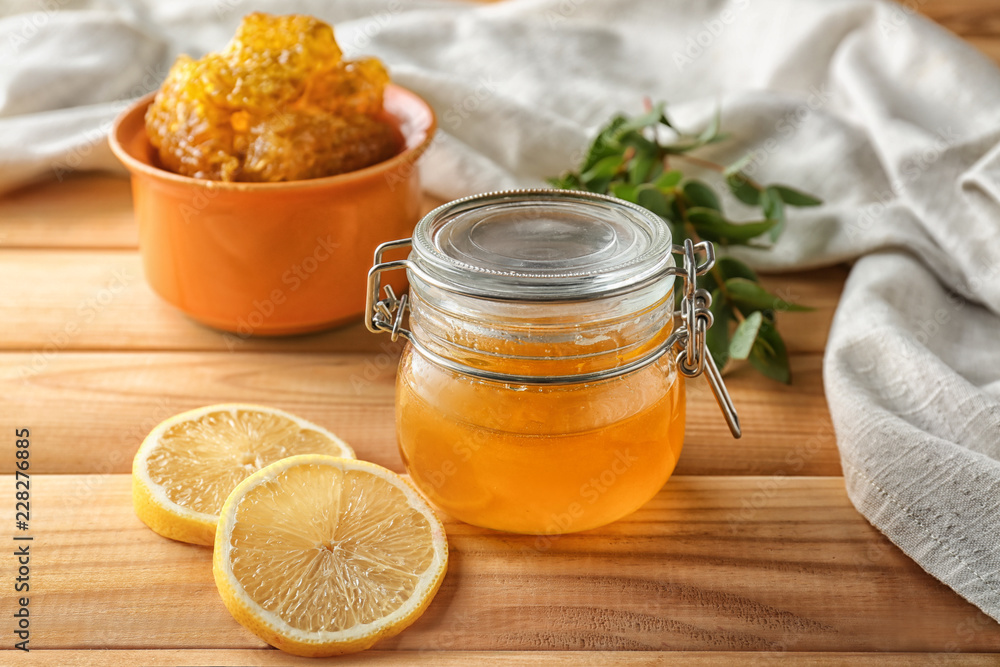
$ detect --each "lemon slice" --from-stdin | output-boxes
[133,404,355,545]
[213,455,448,657]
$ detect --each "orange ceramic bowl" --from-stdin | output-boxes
[109,85,435,336]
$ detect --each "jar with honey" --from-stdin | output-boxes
[366,190,740,535]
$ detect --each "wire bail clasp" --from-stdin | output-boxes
[365,239,414,342]
[365,235,741,439]
[675,239,742,439]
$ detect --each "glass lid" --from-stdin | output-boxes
[410,190,674,300]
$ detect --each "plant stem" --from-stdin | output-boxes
[672,153,764,191]
[674,193,745,324]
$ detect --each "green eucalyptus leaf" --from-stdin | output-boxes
[717,256,759,282]
[616,102,668,133]
[700,269,718,295]
[685,207,724,225]
[587,177,613,194]
[723,153,754,176]
[685,208,777,244]
[621,131,658,155]
[660,196,681,225]
[697,109,722,144]
[580,155,622,185]
[629,153,660,184]
[655,169,683,190]
[772,184,823,207]
[726,172,760,206]
[729,310,762,360]
[580,115,627,173]
[761,186,786,242]
[670,216,690,243]
[662,141,701,155]
[706,287,731,370]
[724,278,812,312]
[636,184,671,217]
[749,319,791,384]
[683,180,721,210]
[610,181,639,203]
[546,101,814,387]
[547,173,581,189]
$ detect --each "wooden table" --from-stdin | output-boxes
[4,3,1000,665]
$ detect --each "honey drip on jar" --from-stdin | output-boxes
[145,13,400,182]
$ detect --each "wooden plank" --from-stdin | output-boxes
[963,36,1000,65]
[1,350,837,477]
[5,649,1000,666]
[0,249,842,354]
[759,268,844,356]
[0,175,136,249]
[921,0,1000,39]
[4,474,999,653]
[0,249,394,354]
[0,175,445,250]
[682,352,839,476]
[918,1,1000,66]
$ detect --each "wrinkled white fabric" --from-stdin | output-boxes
[2,0,999,621]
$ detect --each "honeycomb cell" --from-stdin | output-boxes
[145,13,400,182]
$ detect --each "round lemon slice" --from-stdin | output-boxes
[133,404,355,545]
[213,455,448,657]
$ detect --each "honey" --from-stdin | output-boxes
[365,190,739,535]
[145,13,399,182]
[397,346,685,534]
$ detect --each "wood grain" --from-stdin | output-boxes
[0,175,444,250]
[4,474,999,654]
[5,650,999,666]
[922,0,1000,40]
[1,3,999,662]
[1,350,838,477]
[0,175,136,249]
[0,249,394,353]
[0,248,841,355]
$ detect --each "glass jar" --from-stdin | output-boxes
[366,190,739,535]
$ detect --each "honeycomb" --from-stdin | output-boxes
[145,13,400,182]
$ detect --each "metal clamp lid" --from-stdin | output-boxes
[366,237,741,439]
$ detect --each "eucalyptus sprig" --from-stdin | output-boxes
[548,102,822,384]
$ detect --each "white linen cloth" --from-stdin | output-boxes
[3,0,1000,622]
